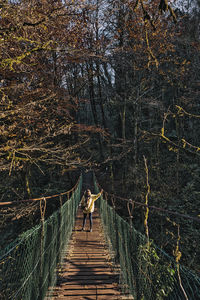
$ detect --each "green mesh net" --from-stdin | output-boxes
[93,175,200,300]
[0,175,82,300]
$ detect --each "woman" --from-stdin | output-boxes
[80,189,103,232]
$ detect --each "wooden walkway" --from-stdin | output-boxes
[46,207,128,300]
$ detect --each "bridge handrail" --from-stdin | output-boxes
[94,176,200,223]
[0,174,81,206]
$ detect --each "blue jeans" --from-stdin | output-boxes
[83,213,93,229]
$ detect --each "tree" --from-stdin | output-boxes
[0,0,95,199]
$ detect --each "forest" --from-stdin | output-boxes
[0,0,200,279]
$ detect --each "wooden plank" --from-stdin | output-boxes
[52,289,120,296]
[59,274,118,279]
[53,284,118,290]
[52,296,122,300]
[66,266,111,270]
[60,271,115,275]
[64,265,113,270]
[57,279,118,285]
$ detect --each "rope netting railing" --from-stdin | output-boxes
[93,174,200,300]
[0,174,82,300]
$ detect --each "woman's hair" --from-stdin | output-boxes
[84,189,91,197]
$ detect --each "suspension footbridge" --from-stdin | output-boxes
[0,173,200,300]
